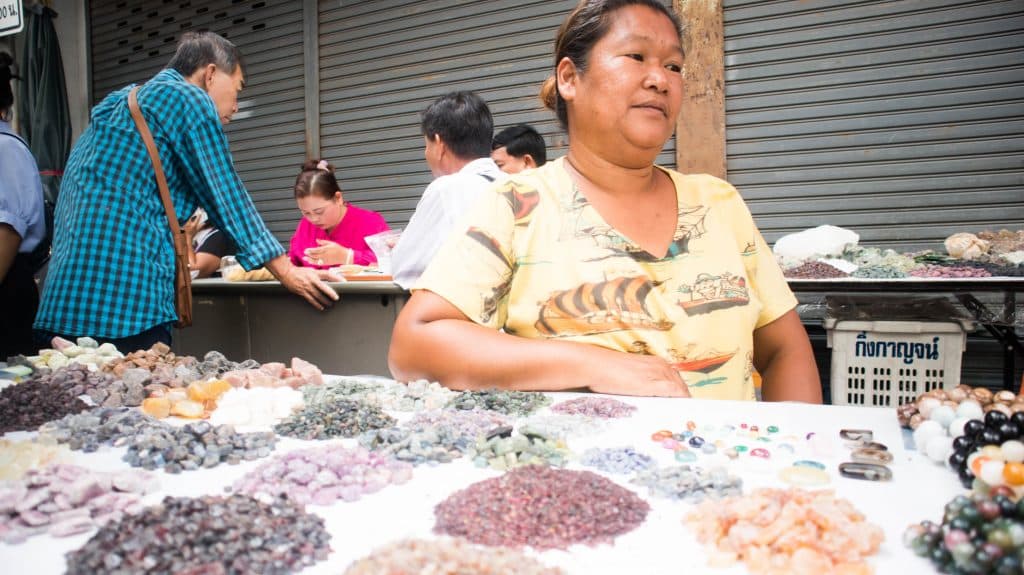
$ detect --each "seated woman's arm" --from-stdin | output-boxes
[753,309,822,403]
[389,289,690,397]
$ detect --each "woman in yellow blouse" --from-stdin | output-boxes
[389,0,821,402]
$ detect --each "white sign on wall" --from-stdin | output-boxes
[0,2,23,38]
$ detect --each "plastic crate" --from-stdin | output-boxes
[825,319,971,407]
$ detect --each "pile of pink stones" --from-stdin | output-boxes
[0,464,155,544]
[344,537,564,574]
[434,466,649,550]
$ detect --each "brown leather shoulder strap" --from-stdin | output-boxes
[128,86,181,235]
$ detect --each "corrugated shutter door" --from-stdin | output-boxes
[89,0,306,244]
[723,0,1024,250]
[318,0,678,229]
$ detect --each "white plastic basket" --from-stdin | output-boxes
[825,319,971,407]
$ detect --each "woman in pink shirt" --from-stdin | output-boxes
[288,159,390,268]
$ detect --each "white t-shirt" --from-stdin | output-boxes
[392,157,504,288]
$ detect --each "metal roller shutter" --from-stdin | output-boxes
[723,0,1024,250]
[318,0,678,228]
[88,0,306,244]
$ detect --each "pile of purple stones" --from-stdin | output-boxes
[0,378,89,433]
[550,396,637,418]
[580,446,657,475]
[232,444,412,506]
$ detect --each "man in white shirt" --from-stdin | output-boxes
[392,91,504,289]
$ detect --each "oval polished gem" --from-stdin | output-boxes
[688,436,705,448]
[793,460,826,470]
[750,448,770,459]
[675,450,697,463]
[780,466,830,486]
[767,425,779,433]
[839,462,893,481]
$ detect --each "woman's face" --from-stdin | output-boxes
[297,191,344,230]
[560,5,684,163]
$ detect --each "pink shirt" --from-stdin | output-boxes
[288,203,390,268]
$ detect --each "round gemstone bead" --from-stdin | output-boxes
[1002,440,1024,463]
[660,438,680,450]
[701,443,716,454]
[688,436,705,448]
[767,425,779,433]
[734,445,748,453]
[686,421,697,431]
[1003,462,1024,486]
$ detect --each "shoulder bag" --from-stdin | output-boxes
[127,86,193,328]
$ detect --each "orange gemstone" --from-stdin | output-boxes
[651,430,673,441]
[1003,462,1024,486]
[141,397,170,419]
[971,455,991,477]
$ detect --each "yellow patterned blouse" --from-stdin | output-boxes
[415,158,797,400]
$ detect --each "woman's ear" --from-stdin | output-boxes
[556,56,578,103]
[523,154,537,169]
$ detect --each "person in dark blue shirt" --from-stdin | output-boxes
[35,32,337,351]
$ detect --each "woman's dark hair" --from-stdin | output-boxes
[492,124,548,166]
[540,0,684,129]
[420,91,493,159]
[294,159,341,200]
[0,52,13,114]
[167,31,244,77]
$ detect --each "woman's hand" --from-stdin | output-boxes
[584,350,691,398]
[303,239,350,267]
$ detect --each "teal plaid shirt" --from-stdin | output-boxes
[35,68,283,338]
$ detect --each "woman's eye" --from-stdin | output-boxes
[667,64,682,73]
[627,53,644,62]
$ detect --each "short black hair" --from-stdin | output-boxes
[0,52,13,113]
[420,91,493,160]
[492,124,547,166]
[167,31,244,77]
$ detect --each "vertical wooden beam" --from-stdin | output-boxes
[674,0,726,179]
[303,0,320,160]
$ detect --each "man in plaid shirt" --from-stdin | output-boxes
[35,32,337,350]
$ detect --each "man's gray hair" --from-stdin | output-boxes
[167,31,243,77]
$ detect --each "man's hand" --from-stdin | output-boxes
[264,255,339,310]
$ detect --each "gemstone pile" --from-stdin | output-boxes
[434,466,649,549]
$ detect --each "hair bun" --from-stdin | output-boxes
[539,76,558,112]
[302,158,334,174]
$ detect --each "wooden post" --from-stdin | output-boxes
[674,0,726,179]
